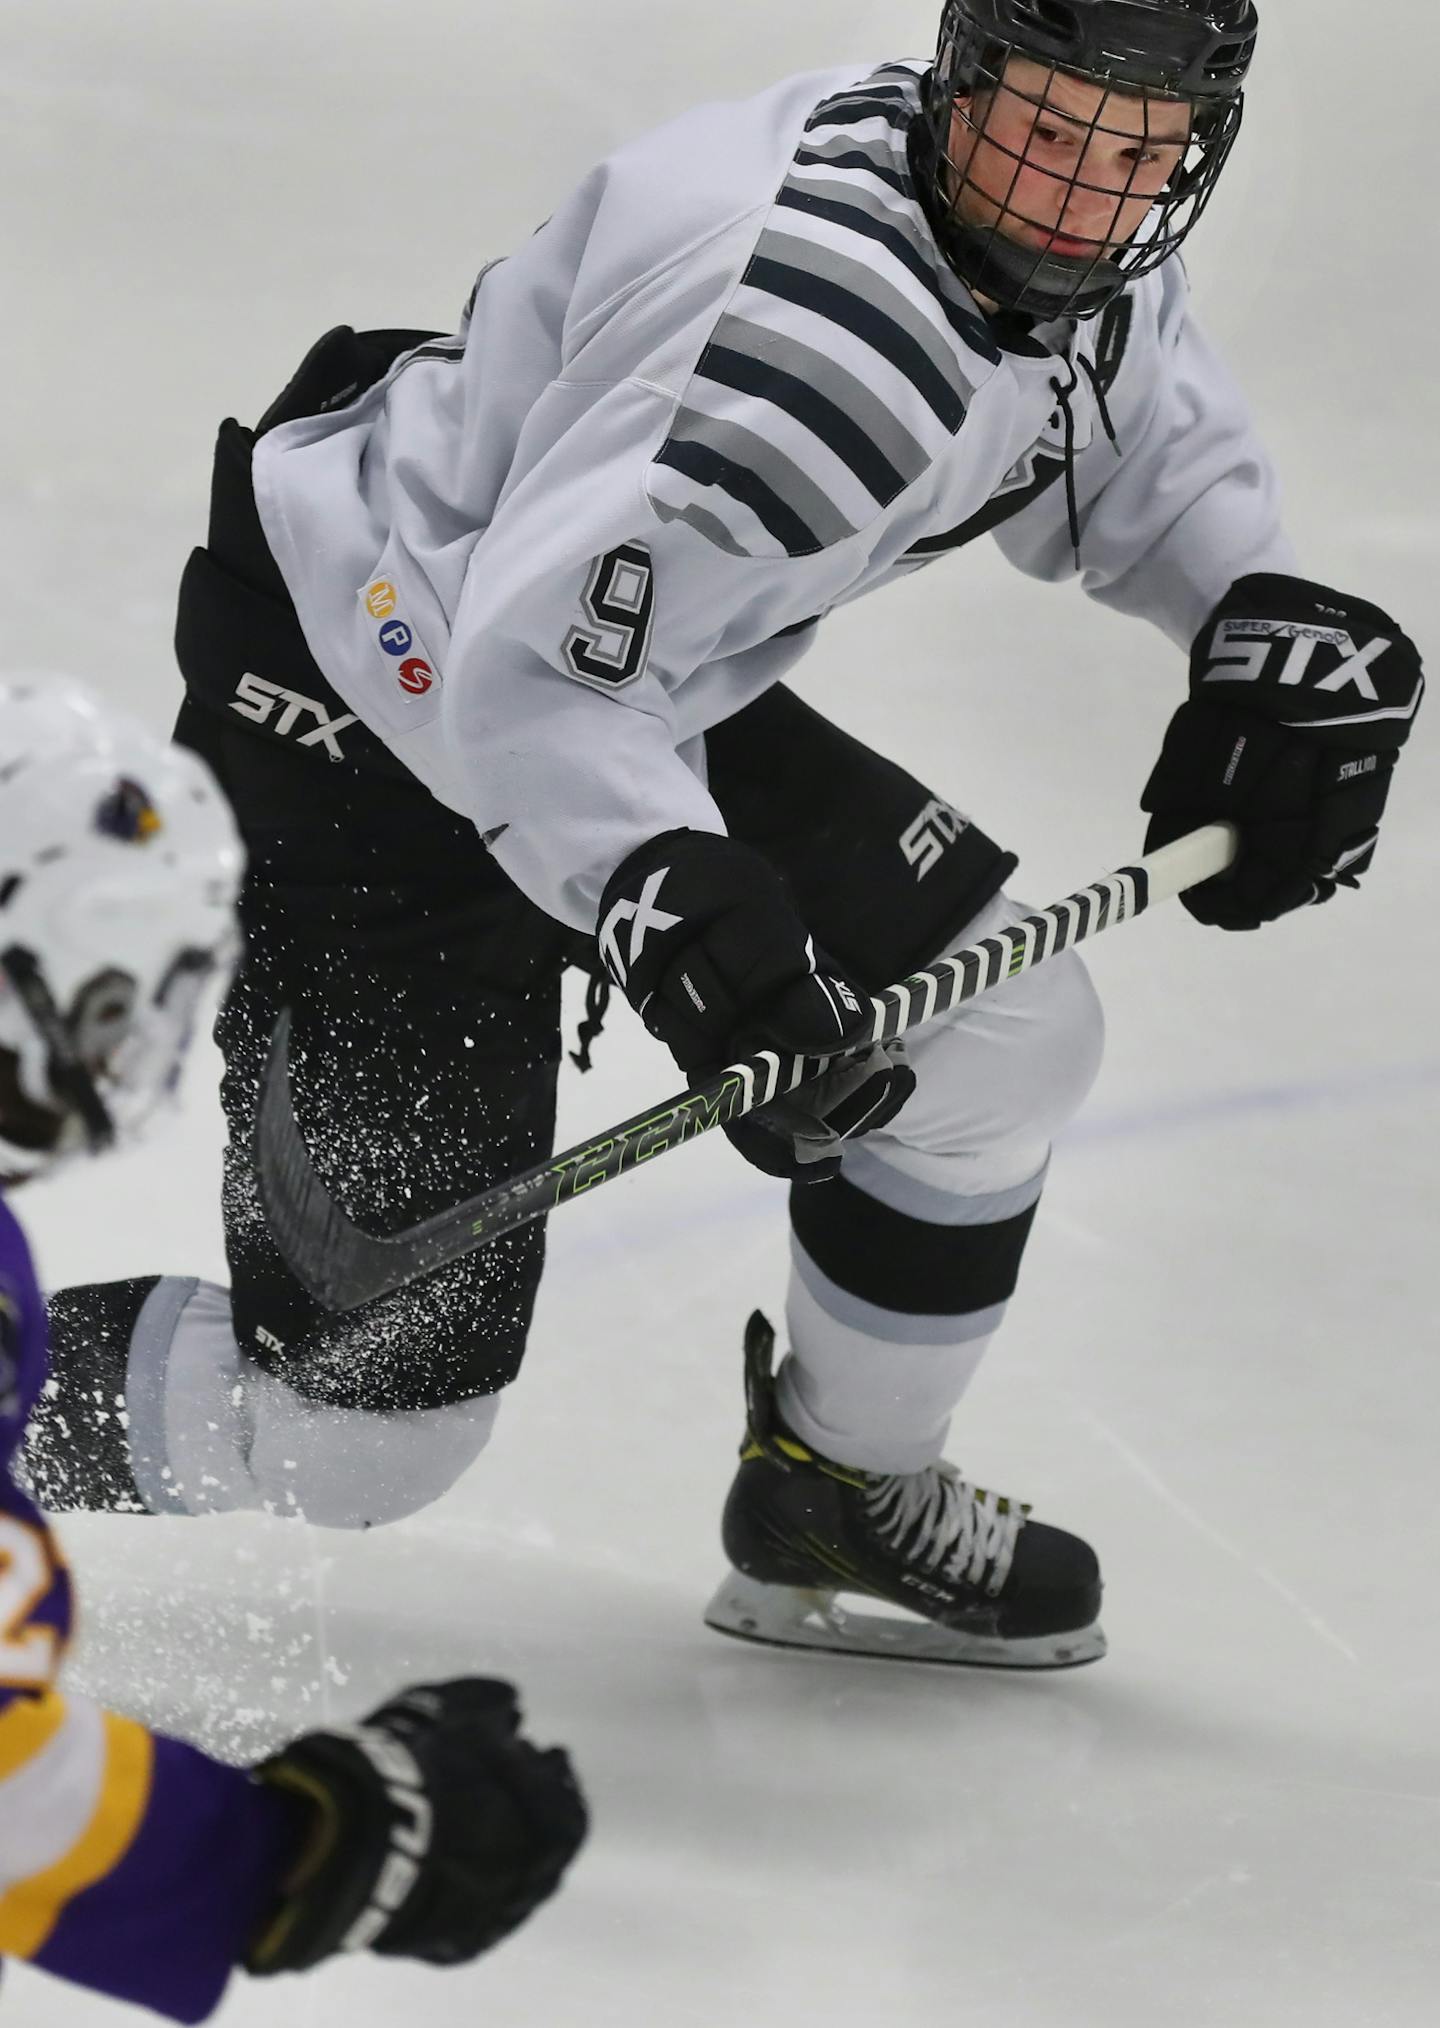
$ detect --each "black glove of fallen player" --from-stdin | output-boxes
[1142,573,1423,930]
[246,1678,586,1974]
[596,829,915,1182]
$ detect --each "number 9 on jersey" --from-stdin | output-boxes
[563,543,656,689]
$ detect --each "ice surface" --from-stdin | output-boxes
[3,2,1437,2023]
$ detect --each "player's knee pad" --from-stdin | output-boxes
[860,889,1105,1198]
[42,1274,501,1528]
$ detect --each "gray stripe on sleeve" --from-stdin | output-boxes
[668,404,859,550]
[793,128,913,192]
[649,493,755,557]
[709,312,931,486]
[788,164,930,249]
[754,226,965,402]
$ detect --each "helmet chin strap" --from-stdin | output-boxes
[946,213,1126,322]
[0,944,117,1154]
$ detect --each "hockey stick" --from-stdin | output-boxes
[255,822,1236,1311]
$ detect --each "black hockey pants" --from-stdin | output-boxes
[174,326,1014,1412]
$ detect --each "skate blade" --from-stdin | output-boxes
[703,1570,1106,1671]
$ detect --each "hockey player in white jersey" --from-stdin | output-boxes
[26,0,1423,1669]
[0,681,585,2020]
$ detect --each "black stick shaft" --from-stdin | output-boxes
[256,824,1236,1310]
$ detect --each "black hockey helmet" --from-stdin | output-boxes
[918,0,1258,319]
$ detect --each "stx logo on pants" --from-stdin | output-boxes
[899,798,970,880]
[229,672,358,760]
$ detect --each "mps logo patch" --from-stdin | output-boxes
[359,578,440,703]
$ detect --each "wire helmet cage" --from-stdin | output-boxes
[917,0,1257,321]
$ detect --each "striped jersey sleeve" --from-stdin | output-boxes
[647,62,1001,560]
[0,1198,301,2023]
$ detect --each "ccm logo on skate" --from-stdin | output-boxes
[899,798,970,881]
[398,659,433,695]
[230,673,357,762]
[900,1572,954,1603]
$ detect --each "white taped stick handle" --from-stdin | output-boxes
[1131,821,1239,906]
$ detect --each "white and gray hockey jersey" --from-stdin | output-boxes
[252,58,1296,933]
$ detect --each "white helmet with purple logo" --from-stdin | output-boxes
[0,676,244,1179]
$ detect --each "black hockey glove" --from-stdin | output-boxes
[246,1678,586,1975]
[1142,574,1423,930]
[596,829,914,1182]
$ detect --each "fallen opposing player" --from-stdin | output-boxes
[0,679,585,2022]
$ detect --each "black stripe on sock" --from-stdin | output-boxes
[790,1170,1040,1317]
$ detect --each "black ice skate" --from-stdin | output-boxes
[703,1313,1105,1669]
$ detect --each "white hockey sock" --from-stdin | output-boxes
[777,1151,1048,1476]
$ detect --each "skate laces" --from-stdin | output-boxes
[864,1461,1025,1597]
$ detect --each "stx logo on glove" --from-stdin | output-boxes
[598,867,679,987]
[1143,571,1424,933]
[1202,618,1390,701]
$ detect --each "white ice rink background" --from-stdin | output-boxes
[4,2,1438,2022]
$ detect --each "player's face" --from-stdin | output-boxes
[946,57,1192,265]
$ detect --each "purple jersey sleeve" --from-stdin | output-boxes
[0,1192,50,1469]
[0,1195,306,2023]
